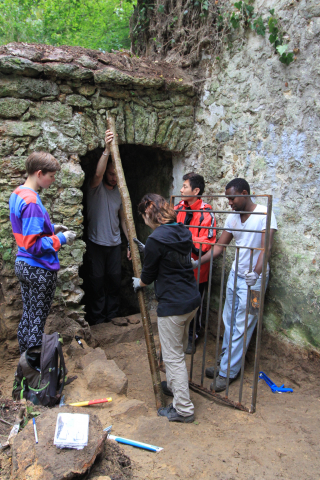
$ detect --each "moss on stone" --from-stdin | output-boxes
[133,104,148,144]
[170,94,193,106]
[124,103,135,143]
[65,94,91,107]
[58,163,85,188]
[0,120,41,137]
[0,56,43,77]
[152,100,173,109]
[0,74,59,99]
[28,102,73,123]
[144,111,158,146]
[91,96,114,110]
[77,85,96,96]
[43,63,93,80]
[0,98,30,118]
[156,117,172,144]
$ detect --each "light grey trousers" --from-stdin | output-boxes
[158,307,198,417]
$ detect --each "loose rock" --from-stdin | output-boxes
[83,359,128,395]
[11,407,107,480]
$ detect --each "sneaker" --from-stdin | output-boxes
[157,403,194,423]
[185,339,196,355]
[210,375,236,393]
[161,381,173,397]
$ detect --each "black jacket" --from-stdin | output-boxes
[140,223,201,317]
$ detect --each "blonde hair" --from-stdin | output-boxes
[25,152,61,175]
[138,194,176,227]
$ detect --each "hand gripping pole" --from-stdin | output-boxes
[107,116,165,409]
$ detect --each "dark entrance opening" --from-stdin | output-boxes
[79,144,173,323]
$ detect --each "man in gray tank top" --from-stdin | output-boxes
[86,130,131,324]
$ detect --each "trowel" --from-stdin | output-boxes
[104,425,163,452]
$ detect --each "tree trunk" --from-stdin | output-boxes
[107,116,165,410]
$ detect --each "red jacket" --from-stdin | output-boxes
[175,198,216,283]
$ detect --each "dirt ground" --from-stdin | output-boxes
[1,330,320,480]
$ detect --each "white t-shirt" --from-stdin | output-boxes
[224,204,277,277]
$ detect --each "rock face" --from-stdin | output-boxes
[11,407,107,480]
[171,1,320,350]
[0,43,196,355]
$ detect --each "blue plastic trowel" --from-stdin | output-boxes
[104,425,163,453]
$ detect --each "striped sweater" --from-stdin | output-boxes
[9,186,66,271]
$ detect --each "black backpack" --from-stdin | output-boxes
[13,332,67,407]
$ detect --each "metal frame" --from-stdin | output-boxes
[168,194,273,413]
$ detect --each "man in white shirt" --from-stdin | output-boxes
[200,178,277,392]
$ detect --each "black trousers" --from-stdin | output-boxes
[15,261,57,354]
[86,240,122,324]
[188,281,207,342]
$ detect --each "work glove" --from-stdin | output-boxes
[133,238,145,253]
[63,230,77,246]
[54,224,68,234]
[244,270,259,286]
[132,277,143,293]
[191,258,199,270]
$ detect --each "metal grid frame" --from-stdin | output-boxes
[168,194,273,413]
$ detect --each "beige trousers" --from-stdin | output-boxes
[158,307,198,417]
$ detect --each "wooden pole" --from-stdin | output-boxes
[107,116,165,410]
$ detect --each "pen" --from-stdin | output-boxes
[33,417,38,444]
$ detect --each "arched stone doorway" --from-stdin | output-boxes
[79,144,173,321]
[0,43,196,354]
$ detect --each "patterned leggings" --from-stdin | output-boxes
[15,261,57,354]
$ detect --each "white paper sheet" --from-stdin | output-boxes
[54,413,89,450]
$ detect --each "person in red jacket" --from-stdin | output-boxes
[175,173,216,353]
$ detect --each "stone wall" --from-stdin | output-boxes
[172,0,320,350]
[0,43,196,355]
[1,0,320,359]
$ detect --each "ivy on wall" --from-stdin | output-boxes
[131,0,296,67]
[231,2,294,65]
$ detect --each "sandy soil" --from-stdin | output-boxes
[1,332,319,480]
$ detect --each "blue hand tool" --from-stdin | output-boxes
[103,425,163,452]
[259,371,293,393]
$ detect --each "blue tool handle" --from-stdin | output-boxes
[108,435,162,452]
[259,371,293,393]
[271,386,293,393]
[116,438,157,452]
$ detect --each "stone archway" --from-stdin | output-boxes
[0,43,197,355]
[79,143,174,321]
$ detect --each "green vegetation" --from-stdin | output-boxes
[0,0,135,52]
[132,0,295,66]
[230,3,294,65]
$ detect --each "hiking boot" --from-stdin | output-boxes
[205,365,220,378]
[161,381,173,397]
[205,353,224,378]
[210,375,236,393]
[157,403,194,423]
[185,339,196,355]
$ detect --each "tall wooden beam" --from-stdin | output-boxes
[107,116,165,410]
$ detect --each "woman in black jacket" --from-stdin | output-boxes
[133,194,201,423]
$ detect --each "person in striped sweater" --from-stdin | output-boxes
[9,152,76,354]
